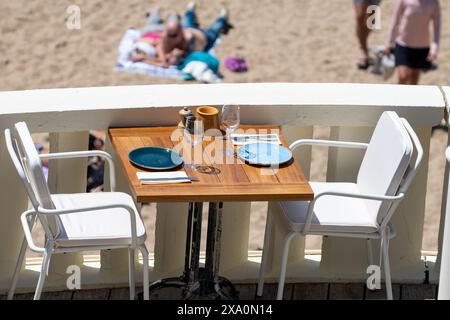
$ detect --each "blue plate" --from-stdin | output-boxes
[237,143,293,166]
[128,147,184,170]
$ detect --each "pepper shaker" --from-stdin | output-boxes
[178,107,193,128]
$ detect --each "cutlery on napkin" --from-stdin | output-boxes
[230,133,282,146]
[137,172,198,184]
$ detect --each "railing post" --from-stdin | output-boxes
[388,127,430,276]
[322,126,431,281]
[282,125,313,178]
[438,147,450,299]
[436,132,450,276]
[321,126,372,278]
[220,202,252,272]
[47,132,88,284]
[262,125,313,277]
[101,135,137,281]
[153,203,188,277]
[0,132,29,292]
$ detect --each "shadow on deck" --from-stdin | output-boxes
[1,283,438,300]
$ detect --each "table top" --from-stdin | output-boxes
[108,126,313,203]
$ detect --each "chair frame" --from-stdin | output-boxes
[257,118,423,300]
[4,127,149,300]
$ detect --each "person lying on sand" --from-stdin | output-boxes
[132,10,187,68]
[181,2,233,53]
[131,2,233,67]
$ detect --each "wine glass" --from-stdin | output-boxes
[222,104,240,156]
[183,117,204,169]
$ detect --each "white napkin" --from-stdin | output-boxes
[137,171,190,185]
[230,133,282,146]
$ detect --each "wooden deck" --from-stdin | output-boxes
[1,283,438,300]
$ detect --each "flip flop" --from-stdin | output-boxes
[225,57,248,72]
[357,57,374,70]
[237,58,248,72]
[225,57,240,71]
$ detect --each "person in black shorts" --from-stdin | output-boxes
[384,0,441,85]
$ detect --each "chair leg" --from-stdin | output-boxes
[140,245,149,300]
[367,238,374,267]
[7,237,28,300]
[276,232,296,300]
[381,231,393,300]
[257,212,273,297]
[33,250,52,300]
[128,248,136,300]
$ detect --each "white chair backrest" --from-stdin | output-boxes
[4,122,59,238]
[357,112,414,224]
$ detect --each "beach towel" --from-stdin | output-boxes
[115,29,221,81]
[177,52,221,83]
[178,52,220,73]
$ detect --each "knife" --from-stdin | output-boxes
[233,136,278,140]
[231,134,280,142]
[139,176,200,182]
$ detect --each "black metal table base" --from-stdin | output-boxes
[147,269,238,300]
[146,202,239,300]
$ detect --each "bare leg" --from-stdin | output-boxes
[354,3,372,69]
[410,69,421,85]
[142,7,164,34]
[397,66,413,85]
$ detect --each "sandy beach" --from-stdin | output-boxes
[1,0,449,254]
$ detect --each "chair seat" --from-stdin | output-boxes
[51,192,146,248]
[275,182,379,234]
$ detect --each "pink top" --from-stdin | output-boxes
[387,0,441,55]
[140,32,162,46]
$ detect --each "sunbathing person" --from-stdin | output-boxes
[132,10,187,68]
[182,2,233,53]
[131,47,184,67]
[131,3,232,67]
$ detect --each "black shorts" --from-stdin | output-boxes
[394,43,431,70]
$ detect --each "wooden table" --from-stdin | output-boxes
[109,126,313,203]
[109,125,313,299]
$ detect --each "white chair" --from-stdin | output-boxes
[5,122,149,300]
[257,112,423,300]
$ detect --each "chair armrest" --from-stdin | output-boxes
[314,191,404,202]
[40,150,116,192]
[302,191,404,235]
[37,202,138,248]
[20,210,45,253]
[289,139,369,152]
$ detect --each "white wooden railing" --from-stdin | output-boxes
[438,146,450,300]
[0,83,449,293]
